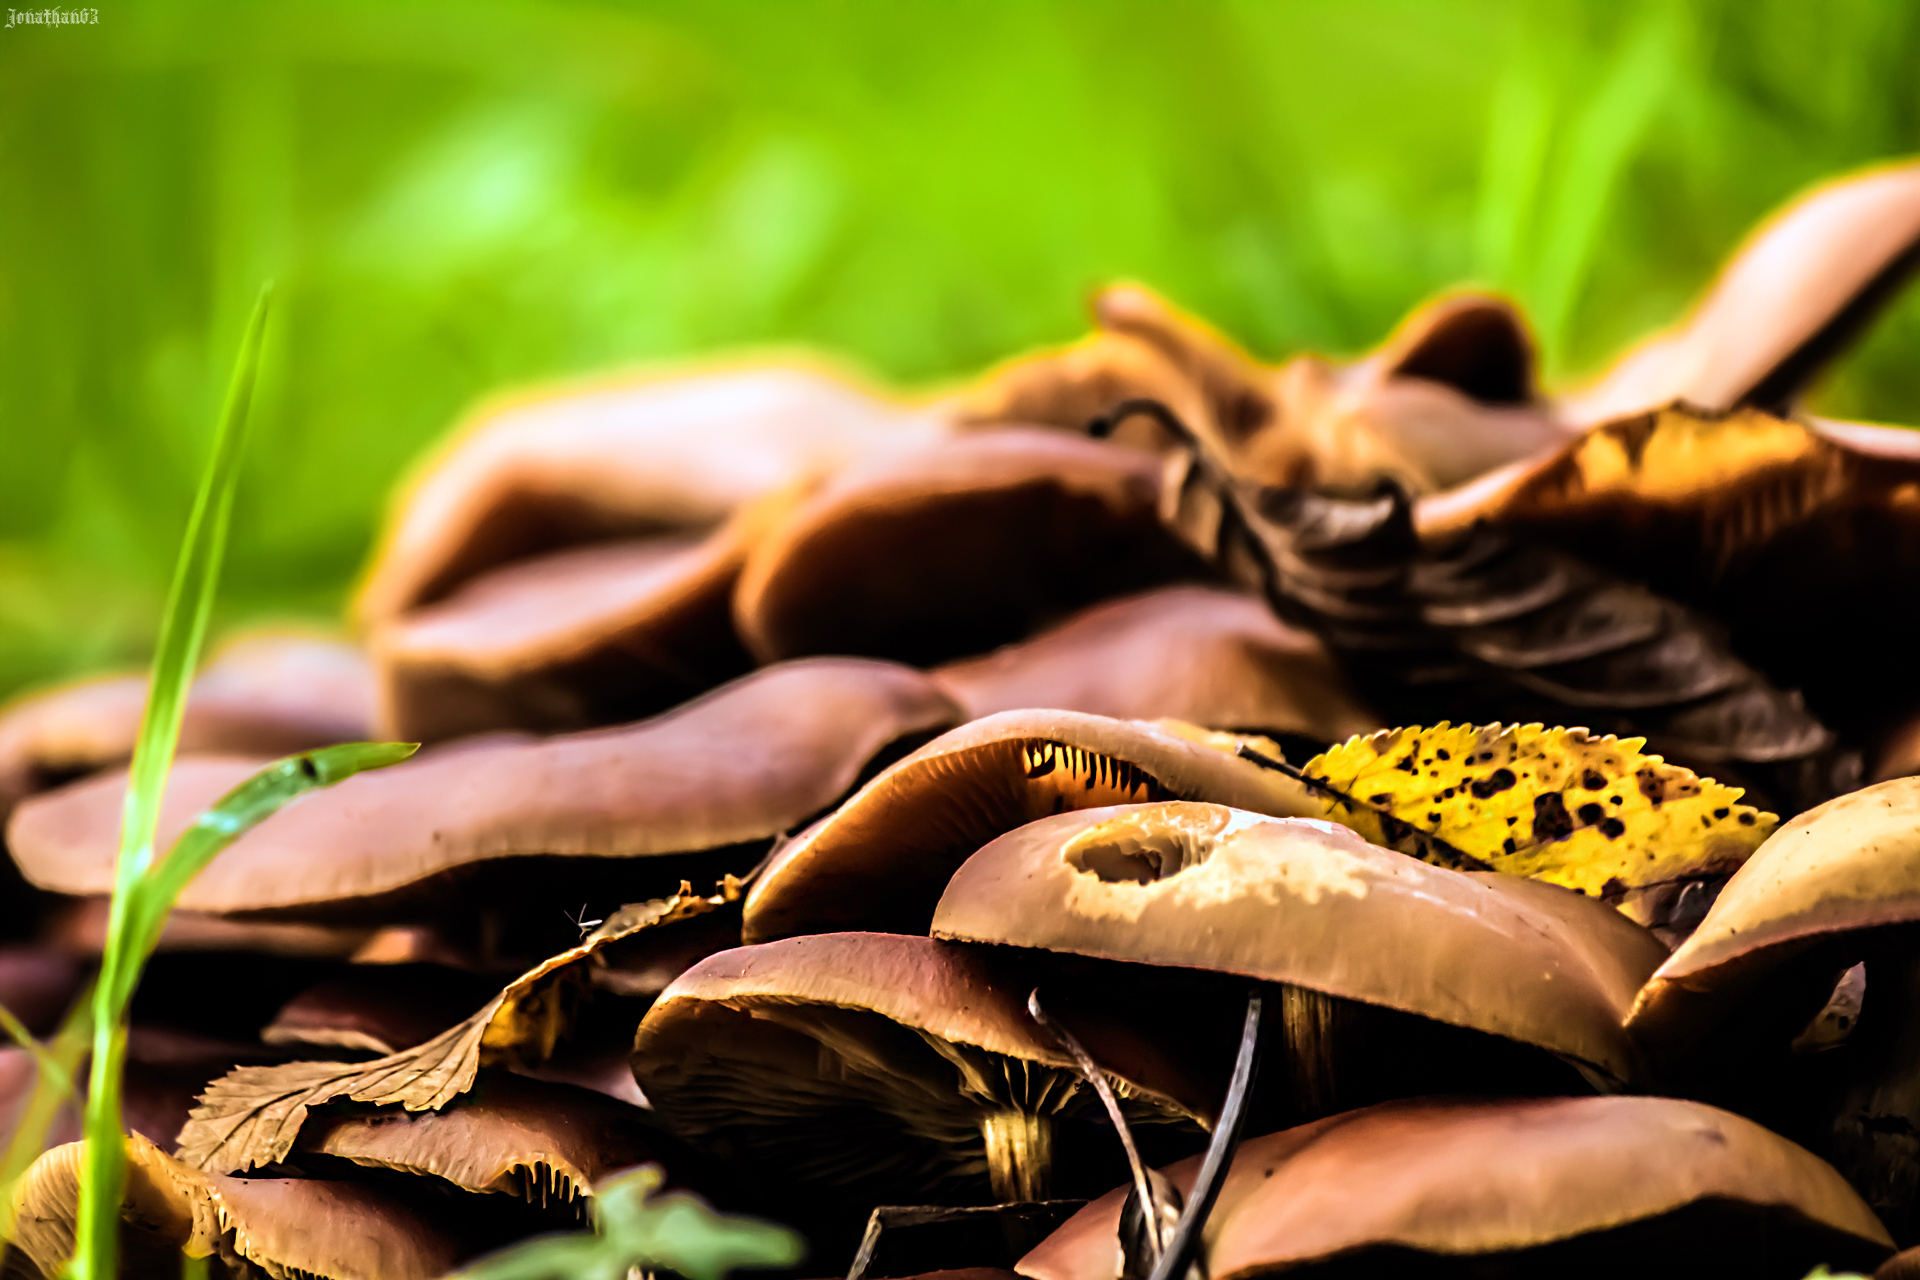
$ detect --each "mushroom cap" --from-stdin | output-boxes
[372,529,751,745]
[741,710,1318,943]
[1264,294,1569,492]
[1017,1096,1893,1280]
[297,1070,687,1207]
[1566,158,1920,424]
[8,658,960,917]
[1630,776,1920,1048]
[732,428,1208,665]
[633,933,1210,1211]
[200,1171,471,1280]
[931,585,1378,744]
[0,632,373,819]
[263,965,501,1055]
[933,802,1666,1086]
[43,896,377,960]
[358,363,937,623]
[11,1131,477,1280]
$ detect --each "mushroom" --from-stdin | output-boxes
[1417,404,1920,742]
[371,487,802,744]
[357,364,940,624]
[1564,158,1920,425]
[1628,776,1920,1059]
[9,659,959,961]
[958,284,1564,495]
[263,965,502,1056]
[931,585,1379,748]
[932,802,1665,1104]
[42,895,377,961]
[731,429,1210,666]
[8,1132,475,1280]
[1252,291,1568,491]
[631,932,1213,1261]
[292,1070,697,1213]
[1017,1097,1894,1280]
[0,631,373,821]
[741,711,1319,942]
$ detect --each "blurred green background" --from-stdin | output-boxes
[2,0,1918,703]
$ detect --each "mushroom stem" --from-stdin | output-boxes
[1279,983,1337,1118]
[1027,990,1164,1257]
[981,1110,1053,1203]
[1148,990,1265,1280]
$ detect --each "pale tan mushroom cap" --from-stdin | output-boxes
[1566,158,1920,424]
[741,710,1319,942]
[1630,777,1920,1036]
[1017,1096,1892,1280]
[933,802,1666,1086]
[932,585,1379,742]
[8,1133,469,1280]
[8,658,960,914]
[358,363,941,622]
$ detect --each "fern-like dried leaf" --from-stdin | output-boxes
[176,880,734,1174]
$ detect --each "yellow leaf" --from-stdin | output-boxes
[1303,723,1775,907]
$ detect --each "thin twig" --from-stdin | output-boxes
[1027,990,1165,1258]
[1234,744,1492,873]
[1147,991,1265,1280]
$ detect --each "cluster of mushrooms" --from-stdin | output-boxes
[5,160,1920,1280]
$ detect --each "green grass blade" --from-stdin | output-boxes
[69,285,271,1280]
[1,987,95,1242]
[119,741,418,992]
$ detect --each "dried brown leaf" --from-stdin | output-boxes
[177,880,733,1174]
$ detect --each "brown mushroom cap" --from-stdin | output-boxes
[1629,777,1920,1051]
[263,965,501,1055]
[0,632,373,819]
[741,711,1318,943]
[633,933,1210,1223]
[370,506,773,744]
[1566,159,1920,425]
[8,658,960,921]
[732,428,1209,666]
[931,585,1379,744]
[357,364,938,623]
[295,1070,687,1210]
[43,896,377,960]
[1263,294,1568,492]
[1017,1097,1893,1280]
[933,802,1664,1088]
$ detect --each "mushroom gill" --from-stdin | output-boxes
[632,933,1212,1263]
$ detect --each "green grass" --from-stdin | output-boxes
[1,0,1918,701]
[46,287,417,1279]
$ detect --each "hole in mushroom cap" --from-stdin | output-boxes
[1061,803,1271,884]
[1056,800,1345,887]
